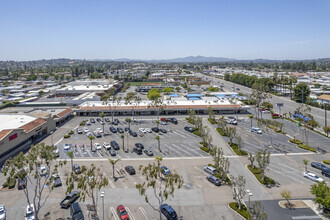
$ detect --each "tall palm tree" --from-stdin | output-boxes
[121,134,125,151]
[89,135,95,151]
[99,112,106,133]
[67,150,74,172]
[108,158,121,179]
[155,135,160,151]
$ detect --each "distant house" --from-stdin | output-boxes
[317,94,330,105]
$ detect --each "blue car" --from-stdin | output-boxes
[160,204,177,220]
[161,166,171,175]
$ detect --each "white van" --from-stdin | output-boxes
[251,127,262,134]
[204,166,217,175]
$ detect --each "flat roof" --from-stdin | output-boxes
[0,114,36,131]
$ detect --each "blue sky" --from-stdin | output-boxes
[0,0,329,61]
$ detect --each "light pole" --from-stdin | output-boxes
[246,189,253,211]
[100,191,105,220]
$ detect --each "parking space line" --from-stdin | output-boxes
[139,207,149,220]
[268,164,308,183]
[103,172,116,188]
[267,166,305,184]
[126,207,136,220]
[116,168,128,188]
[163,144,181,157]
[110,207,120,220]
[172,144,195,157]
[171,130,187,138]
[184,144,205,157]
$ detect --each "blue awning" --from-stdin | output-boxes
[186,94,202,97]
[169,94,179,97]
[188,97,201,100]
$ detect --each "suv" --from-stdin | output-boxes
[133,147,142,155]
[207,175,221,186]
[144,148,153,156]
[160,204,177,220]
[109,127,117,133]
[125,166,136,175]
[90,118,95,123]
[168,118,178,124]
[152,127,159,133]
[113,119,119,125]
[70,202,84,220]
[129,130,137,137]
[135,143,144,149]
[111,141,120,150]
[251,127,262,134]
[204,166,217,175]
[184,126,194,133]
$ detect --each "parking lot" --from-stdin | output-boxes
[55,117,209,160]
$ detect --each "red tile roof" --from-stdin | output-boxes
[318,94,330,101]
[56,108,73,118]
[0,129,13,141]
[19,118,47,133]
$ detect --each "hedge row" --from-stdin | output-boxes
[228,142,248,156]
[2,177,16,189]
[229,202,249,219]
[247,165,275,185]
[186,118,195,125]
[216,128,226,136]
[289,139,303,144]
[200,146,214,156]
[323,160,330,165]
[289,139,316,152]
[208,118,217,124]
[193,129,201,137]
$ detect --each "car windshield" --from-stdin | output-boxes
[315,175,320,179]
[120,210,127,215]
[0,210,4,215]
[26,211,34,217]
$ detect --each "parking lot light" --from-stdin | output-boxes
[246,190,253,211]
[100,191,105,220]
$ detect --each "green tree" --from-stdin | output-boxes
[255,150,270,181]
[248,115,254,128]
[3,143,63,220]
[231,175,246,210]
[208,107,215,121]
[67,150,74,173]
[323,126,330,137]
[251,201,268,220]
[293,83,310,103]
[281,190,292,206]
[125,118,132,129]
[225,127,237,145]
[207,86,220,92]
[67,164,108,218]
[175,86,181,92]
[108,158,121,179]
[136,157,184,220]
[121,134,125,151]
[147,88,161,100]
[249,83,271,119]
[124,92,137,119]
[38,90,44,96]
[89,135,95,151]
[212,146,230,181]
[155,135,160,151]
[310,181,330,211]
[248,153,255,168]
[308,119,319,130]
[162,87,174,94]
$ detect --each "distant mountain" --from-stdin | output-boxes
[152,56,236,63]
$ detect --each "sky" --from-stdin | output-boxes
[0,0,330,61]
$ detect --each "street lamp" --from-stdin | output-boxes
[100,191,105,220]
[246,190,253,211]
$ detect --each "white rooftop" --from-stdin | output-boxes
[0,114,36,131]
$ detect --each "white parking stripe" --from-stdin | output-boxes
[183,144,205,157]
[139,207,149,220]
[110,207,120,220]
[163,144,181,156]
[267,167,305,184]
[103,172,116,188]
[172,144,195,157]
[116,168,128,188]
[126,207,136,220]
[172,130,186,138]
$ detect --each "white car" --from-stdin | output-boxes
[94,143,102,150]
[139,128,146,133]
[25,204,35,220]
[96,128,103,133]
[303,172,324,182]
[251,127,262,134]
[262,110,270,114]
[160,121,167,125]
[103,142,111,150]
[63,144,71,150]
[39,165,48,176]
[0,205,6,220]
[83,127,89,133]
[146,128,152,133]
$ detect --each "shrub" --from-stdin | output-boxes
[275,129,281,133]
[272,116,280,119]
[64,134,70,138]
[229,202,250,219]
[200,147,214,155]
[228,142,248,156]
[79,120,86,126]
[323,160,330,165]
[2,177,16,189]
[281,131,287,135]
[199,142,208,147]
[186,117,195,124]
[289,139,303,145]
[247,165,275,185]
[193,129,201,137]
[297,144,316,152]
[68,130,74,135]
[216,128,226,136]
[267,125,277,130]
[247,164,261,174]
[208,118,217,124]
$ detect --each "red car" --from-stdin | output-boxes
[117,205,129,220]
[160,118,168,122]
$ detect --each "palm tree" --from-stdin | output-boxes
[120,134,125,151]
[89,135,95,151]
[108,158,121,179]
[248,114,254,128]
[303,159,308,172]
[67,150,74,172]
[125,118,132,129]
[155,120,160,129]
[99,112,106,133]
[155,135,160,151]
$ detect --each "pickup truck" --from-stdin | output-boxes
[60,191,80,208]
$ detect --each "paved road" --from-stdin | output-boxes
[196,72,330,128]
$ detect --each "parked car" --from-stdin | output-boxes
[139,128,146,133]
[303,172,324,182]
[311,162,327,170]
[94,143,102,150]
[103,142,111,150]
[117,127,124,133]
[70,202,84,220]
[160,118,168,122]
[113,119,119,125]
[18,178,27,189]
[83,127,89,133]
[207,175,221,186]
[204,166,217,175]
[0,204,6,220]
[129,131,137,137]
[25,204,35,220]
[99,121,105,125]
[93,131,102,138]
[160,121,167,125]
[116,205,129,220]
[76,128,83,134]
[152,127,159,133]
[86,132,93,137]
[39,165,48,176]
[168,118,178,124]
[144,148,153,156]
[96,128,103,133]
[322,167,330,177]
[90,118,95,123]
[133,147,142,155]
[53,147,59,157]
[184,126,194,133]
[160,128,167,133]
[109,149,116,156]
[73,164,81,174]
[135,143,144,149]
[60,191,80,208]
[52,174,62,187]
[111,141,120,150]
[125,166,136,175]
[160,204,177,220]
[63,144,71,150]
[105,118,110,122]
[146,128,152,133]
[125,127,131,132]
[161,166,171,175]
[251,127,262,134]
[110,127,117,133]
[229,120,237,125]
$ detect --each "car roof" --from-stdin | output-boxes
[117,205,125,209]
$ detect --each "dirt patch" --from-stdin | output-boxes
[279,200,308,209]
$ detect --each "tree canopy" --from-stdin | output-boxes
[147,88,161,100]
[162,87,174,94]
[207,86,220,92]
[294,83,310,103]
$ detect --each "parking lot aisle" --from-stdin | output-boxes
[172,144,195,157]
[163,144,181,157]
[110,207,120,220]
[171,130,187,138]
[176,130,199,139]
[178,144,203,157]
[267,165,305,184]
[267,163,309,184]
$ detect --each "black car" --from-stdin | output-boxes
[130,131,137,137]
[160,128,167,133]
[169,118,178,124]
[125,166,136,175]
[53,174,62,187]
[311,162,327,170]
[105,118,110,122]
[160,204,178,220]
[152,127,159,133]
[70,202,84,220]
[109,127,117,133]
[125,127,131,132]
[17,178,27,190]
[322,167,330,177]
[135,143,144,149]
[113,119,119,125]
[184,126,194,133]
[133,147,142,155]
[117,127,124,133]
[144,148,153,156]
[90,118,95,123]
[110,141,120,150]
[207,175,221,186]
